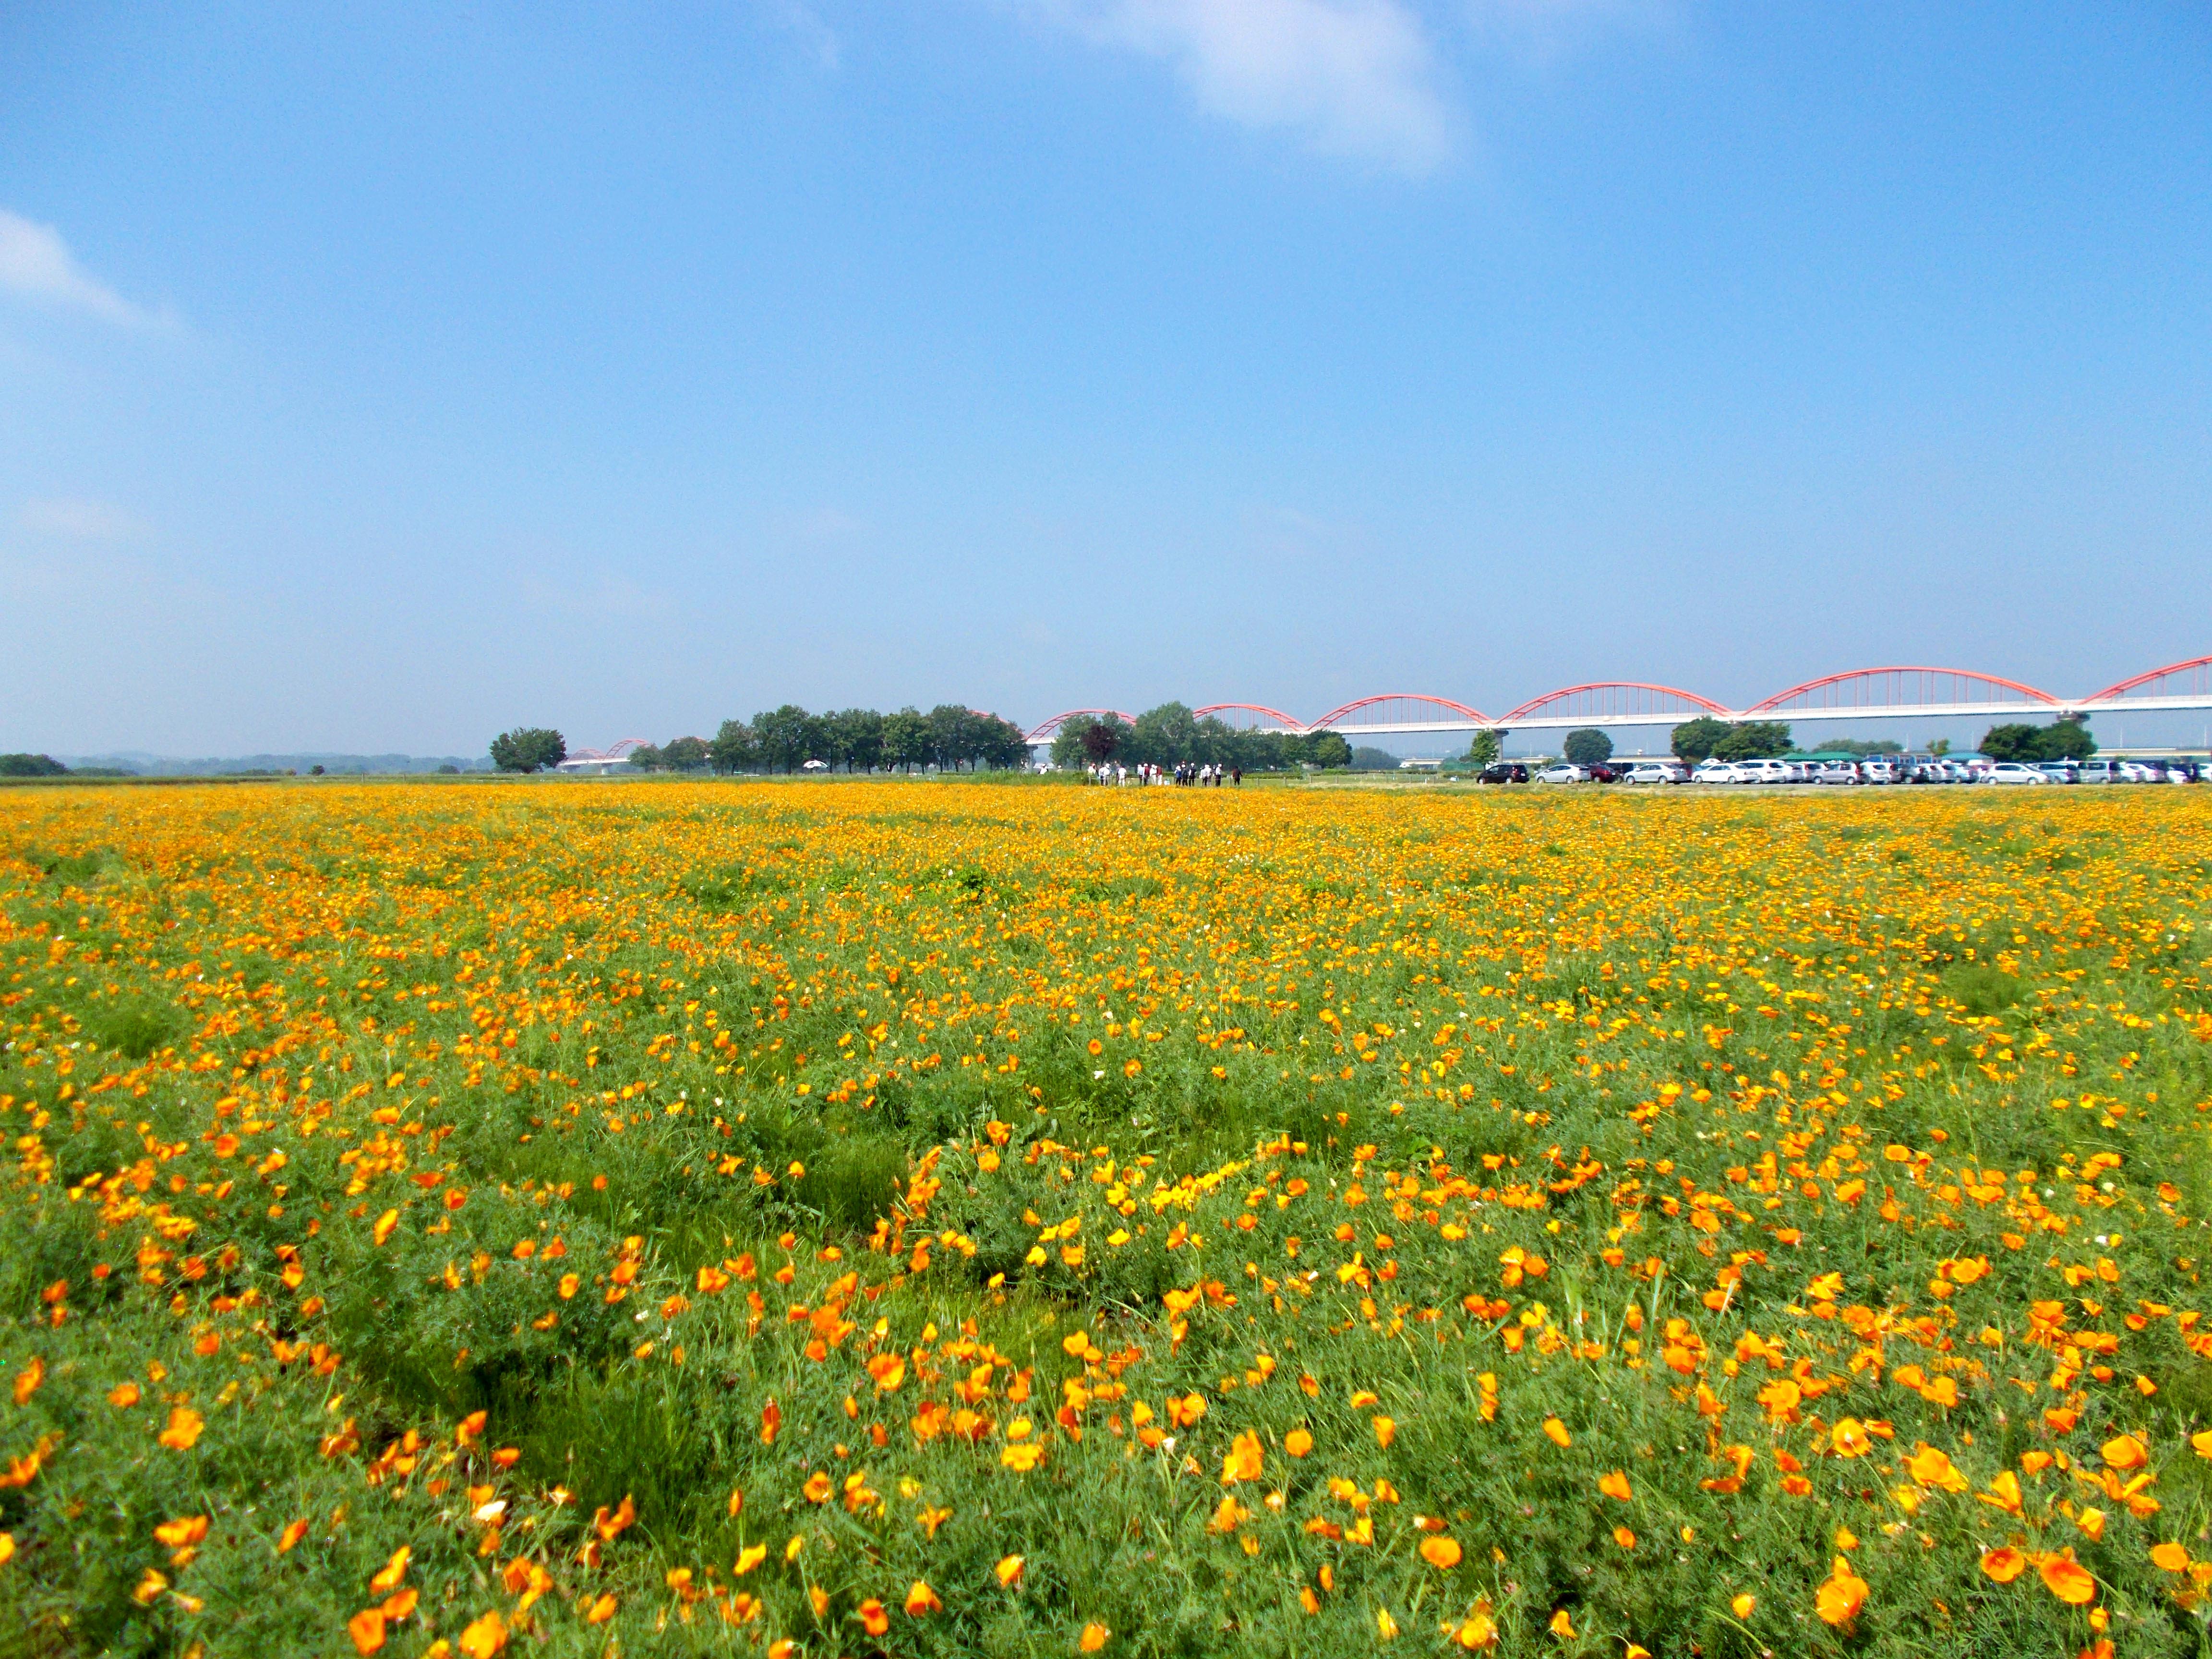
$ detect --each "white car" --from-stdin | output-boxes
[1859,759,1900,784]
[1537,764,1589,783]
[1623,761,1686,784]
[1810,761,1860,784]
[1694,761,1746,784]
[1732,758,1793,785]
[1979,762,2048,785]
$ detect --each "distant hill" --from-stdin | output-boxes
[54,753,493,777]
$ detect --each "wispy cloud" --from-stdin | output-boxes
[0,209,167,327]
[18,497,150,541]
[1027,0,1455,174]
[758,0,841,69]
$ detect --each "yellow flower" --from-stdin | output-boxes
[1730,1594,1755,1618]
[1542,1418,1571,1448]
[997,1554,1026,1587]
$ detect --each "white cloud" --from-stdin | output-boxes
[18,497,149,542]
[0,209,164,326]
[1030,0,1455,173]
[758,0,841,68]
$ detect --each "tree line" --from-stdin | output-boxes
[623,706,1032,774]
[1046,705,1351,772]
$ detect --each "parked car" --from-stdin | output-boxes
[1858,758,1900,784]
[1694,761,1746,784]
[1810,761,1861,785]
[2035,761,2079,783]
[1979,762,2048,785]
[2075,760,2122,784]
[1584,762,1622,782]
[1622,761,1687,784]
[1538,764,1590,784]
[1477,763,1530,784]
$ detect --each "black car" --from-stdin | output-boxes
[1478,763,1530,784]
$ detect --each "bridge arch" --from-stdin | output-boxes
[1023,709,1137,745]
[1308,693,1491,732]
[568,737,651,761]
[2081,655,2212,706]
[1191,702,1307,733]
[1744,667,2060,717]
[1497,682,1727,726]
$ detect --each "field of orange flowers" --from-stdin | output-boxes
[3,777,2211,1658]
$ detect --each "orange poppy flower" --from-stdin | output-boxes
[1285,1428,1314,1458]
[1815,1557,1867,1626]
[803,1471,833,1503]
[1613,1527,1637,1550]
[348,1610,387,1655]
[1598,1470,1632,1502]
[457,1611,507,1658]
[1418,1537,1462,1569]
[1542,1418,1571,1448]
[2101,1435,2148,1472]
[996,1554,1025,1587]
[372,1209,400,1247]
[278,1519,310,1553]
[159,1407,204,1450]
[585,1594,617,1624]
[1373,1416,1396,1449]
[905,1581,942,1616]
[2152,1543,2190,1573]
[1221,1431,1263,1483]
[1979,1547,2028,1584]
[2039,1551,2097,1606]
[1080,1624,1111,1652]
[108,1382,141,1409]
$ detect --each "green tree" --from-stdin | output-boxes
[1127,703,1199,768]
[1464,730,1502,768]
[1710,721,1793,761]
[1350,745,1396,772]
[708,721,757,774]
[1307,732,1352,769]
[1563,729,1612,767]
[882,708,930,773]
[2038,717,2096,761]
[489,728,565,773]
[751,706,819,772]
[975,714,1032,770]
[626,744,664,771]
[1979,723,2043,762]
[823,709,886,773]
[0,754,68,777]
[925,705,980,771]
[1669,717,1730,763]
[661,735,710,771]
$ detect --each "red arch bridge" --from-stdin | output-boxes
[1021,658,2212,744]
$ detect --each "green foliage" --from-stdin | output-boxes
[1305,731,1352,769]
[0,753,68,777]
[1465,729,1502,767]
[1983,719,2097,763]
[1562,728,1612,767]
[489,727,566,772]
[1348,745,1397,771]
[1671,719,1793,762]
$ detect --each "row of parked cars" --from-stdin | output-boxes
[1480,756,2205,786]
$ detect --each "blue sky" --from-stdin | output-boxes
[3,1,2208,756]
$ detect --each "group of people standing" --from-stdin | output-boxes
[1088,761,1241,786]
